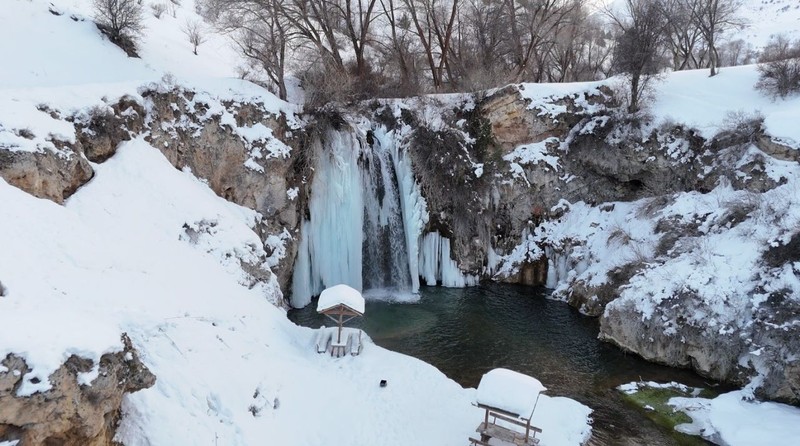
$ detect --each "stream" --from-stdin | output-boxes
[289,284,718,445]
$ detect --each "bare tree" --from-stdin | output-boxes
[608,0,667,113]
[660,0,703,70]
[446,0,509,90]
[93,0,144,46]
[204,0,290,100]
[500,0,578,82]
[402,0,460,90]
[379,0,420,94]
[548,1,609,82]
[719,38,754,66]
[183,20,207,55]
[690,0,743,76]
[340,0,381,77]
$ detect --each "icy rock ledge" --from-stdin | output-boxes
[0,334,155,446]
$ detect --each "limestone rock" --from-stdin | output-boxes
[599,289,800,405]
[143,89,302,291]
[755,134,800,162]
[0,146,93,204]
[76,97,145,163]
[0,334,155,445]
[479,86,564,150]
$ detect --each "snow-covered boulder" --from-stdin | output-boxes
[0,335,154,446]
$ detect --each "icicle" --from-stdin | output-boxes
[292,125,427,305]
[290,129,365,306]
[378,128,429,293]
[418,232,478,287]
[290,220,314,308]
[545,246,558,288]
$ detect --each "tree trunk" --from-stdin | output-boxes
[629,73,640,113]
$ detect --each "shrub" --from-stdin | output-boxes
[756,35,800,98]
[93,0,144,56]
[150,3,166,19]
[182,19,206,55]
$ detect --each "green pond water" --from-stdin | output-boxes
[289,284,718,445]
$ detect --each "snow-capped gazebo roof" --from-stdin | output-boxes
[476,368,547,419]
[316,284,365,315]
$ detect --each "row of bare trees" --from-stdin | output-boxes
[608,0,744,111]
[199,0,746,106]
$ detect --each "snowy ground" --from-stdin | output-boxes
[0,141,593,445]
[670,390,800,446]
[620,381,800,445]
[650,65,800,142]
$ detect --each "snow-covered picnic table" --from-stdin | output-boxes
[471,368,547,446]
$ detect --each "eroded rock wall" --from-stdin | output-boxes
[0,87,304,294]
[357,86,800,405]
[0,335,155,446]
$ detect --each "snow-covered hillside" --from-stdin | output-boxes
[741,0,800,46]
[3,0,800,444]
[1,0,241,88]
[0,0,593,445]
[0,140,592,445]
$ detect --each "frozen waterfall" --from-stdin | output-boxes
[291,130,365,307]
[418,232,479,288]
[290,125,476,308]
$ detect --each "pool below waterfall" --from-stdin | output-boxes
[289,284,718,445]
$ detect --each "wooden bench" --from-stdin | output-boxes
[473,403,542,446]
[315,329,332,354]
[349,330,362,356]
[330,338,347,357]
[476,422,540,445]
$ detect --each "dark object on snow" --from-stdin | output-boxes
[380,380,387,388]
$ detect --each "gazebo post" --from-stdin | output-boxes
[337,306,344,343]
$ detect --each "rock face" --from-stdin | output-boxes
[600,289,800,405]
[142,89,302,291]
[357,86,800,405]
[76,97,146,163]
[0,96,146,204]
[374,84,707,285]
[0,147,93,204]
[0,89,302,296]
[0,335,155,445]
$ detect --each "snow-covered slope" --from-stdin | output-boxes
[0,141,592,445]
[651,65,800,143]
[0,0,240,89]
[740,0,800,46]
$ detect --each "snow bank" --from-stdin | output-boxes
[670,390,800,446]
[651,65,800,142]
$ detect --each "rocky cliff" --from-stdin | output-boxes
[348,84,799,405]
[0,84,302,300]
[2,77,798,410]
[0,335,154,446]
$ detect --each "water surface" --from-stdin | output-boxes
[289,284,716,445]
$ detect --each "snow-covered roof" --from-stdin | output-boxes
[316,284,365,314]
[476,368,547,418]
